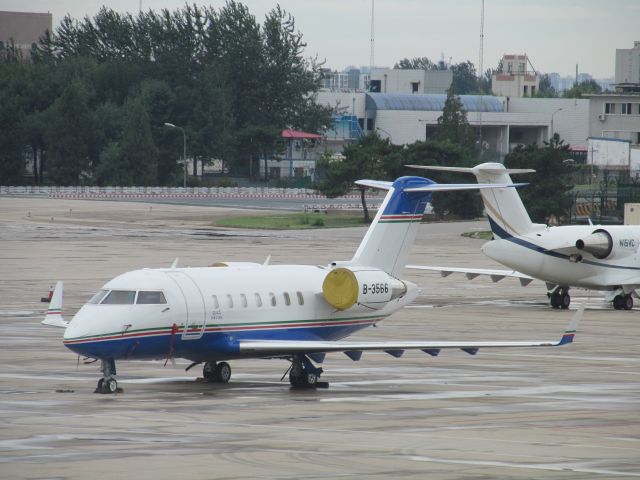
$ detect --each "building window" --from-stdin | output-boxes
[254,293,262,307]
[518,62,525,73]
[369,79,381,92]
[523,85,528,96]
[507,62,513,73]
[411,82,419,93]
[605,103,615,114]
[366,118,374,131]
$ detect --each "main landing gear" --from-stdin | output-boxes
[95,358,119,394]
[613,294,634,311]
[549,287,571,309]
[288,354,328,389]
[202,361,232,383]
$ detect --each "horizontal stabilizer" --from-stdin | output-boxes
[406,165,535,175]
[404,182,527,193]
[407,265,534,285]
[354,179,393,190]
[238,308,582,357]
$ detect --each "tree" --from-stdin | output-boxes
[504,134,574,223]
[316,134,400,222]
[450,61,479,94]
[436,86,475,149]
[563,79,602,98]
[536,74,557,98]
[394,57,438,70]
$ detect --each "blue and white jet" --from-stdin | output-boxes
[43,175,582,393]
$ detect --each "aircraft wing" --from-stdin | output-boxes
[239,307,582,360]
[406,265,535,286]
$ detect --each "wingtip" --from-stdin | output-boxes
[559,304,584,345]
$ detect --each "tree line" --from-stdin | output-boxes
[0,2,332,185]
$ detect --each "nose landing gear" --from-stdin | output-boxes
[95,358,119,394]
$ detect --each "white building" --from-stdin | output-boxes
[615,41,640,89]
[368,68,452,94]
[492,54,540,98]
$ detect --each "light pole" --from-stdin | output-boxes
[164,122,187,188]
[550,107,563,140]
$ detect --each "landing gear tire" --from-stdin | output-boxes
[560,292,571,310]
[214,362,231,383]
[106,378,118,393]
[614,294,634,310]
[550,288,570,309]
[203,362,216,381]
[95,358,118,394]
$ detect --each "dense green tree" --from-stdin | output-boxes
[535,74,557,98]
[394,57,438,70]
[450,61,479,94]
[504,134,574,223]
[563,79,602,98]
[436,86,476,149]
[43,81,95,184]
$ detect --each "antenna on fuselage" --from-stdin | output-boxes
[170,258,179,269]
[263,255,271,266]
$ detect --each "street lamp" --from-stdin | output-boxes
[164,122,187,188]
[550,108,563,140]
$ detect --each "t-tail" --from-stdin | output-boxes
[407,162,543,239]
[351,175,525,276]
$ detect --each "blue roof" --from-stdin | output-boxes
[366,93,504,113]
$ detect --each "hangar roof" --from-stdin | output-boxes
[366,93,504,112]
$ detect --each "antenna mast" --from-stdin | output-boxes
[369,0,375,72]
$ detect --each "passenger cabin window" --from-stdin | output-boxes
[283,292,291,306]
[269,292,276,307]
[212,295,219,309]
[226,294,234,308]
[88,289,109,304]
[254,293,262,307]
[240,293,248,308]
[101,290,136,305]
[136,291,167,304]
[296,291,304,306]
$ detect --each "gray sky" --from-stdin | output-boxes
[5,0,638,78]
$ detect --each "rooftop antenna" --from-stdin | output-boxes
[478,0,485,157]
[369,0,375,73]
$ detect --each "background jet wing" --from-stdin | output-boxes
[239,307,582,359]
[407,265,535,287]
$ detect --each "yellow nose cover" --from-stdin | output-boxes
[322,268,358,310]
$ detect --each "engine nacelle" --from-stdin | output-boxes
[575,229,613,259]
[575,228,639,260]
[322,267,407,310]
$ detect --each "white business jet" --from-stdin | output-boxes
[43,175,582,393]
[407,163,640,310]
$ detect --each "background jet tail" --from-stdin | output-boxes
[408,163,538,238]
[42,281,68,328]
[351,175,524,276]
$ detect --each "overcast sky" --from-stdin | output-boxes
[5,0,638,78]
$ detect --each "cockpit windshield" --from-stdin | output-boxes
[101,290,136,305]
[88,289,167,305]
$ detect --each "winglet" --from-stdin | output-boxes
[558,304,583,345]
[41,281,68,328]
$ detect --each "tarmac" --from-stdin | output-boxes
[1,196,639,479]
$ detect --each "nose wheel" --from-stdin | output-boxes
[95,358,119,394]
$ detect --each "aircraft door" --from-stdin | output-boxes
[165,271,206,340]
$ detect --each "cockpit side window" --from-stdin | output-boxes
[101,290,136,305]
[88,289,109,304]
[137,291,167,304]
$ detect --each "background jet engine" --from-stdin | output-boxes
[575,228,638,260]
[322,267,407,310]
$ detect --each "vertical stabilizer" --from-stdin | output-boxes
[42,281,68,328]
[352,177,432,276]
[471,163,536,238]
